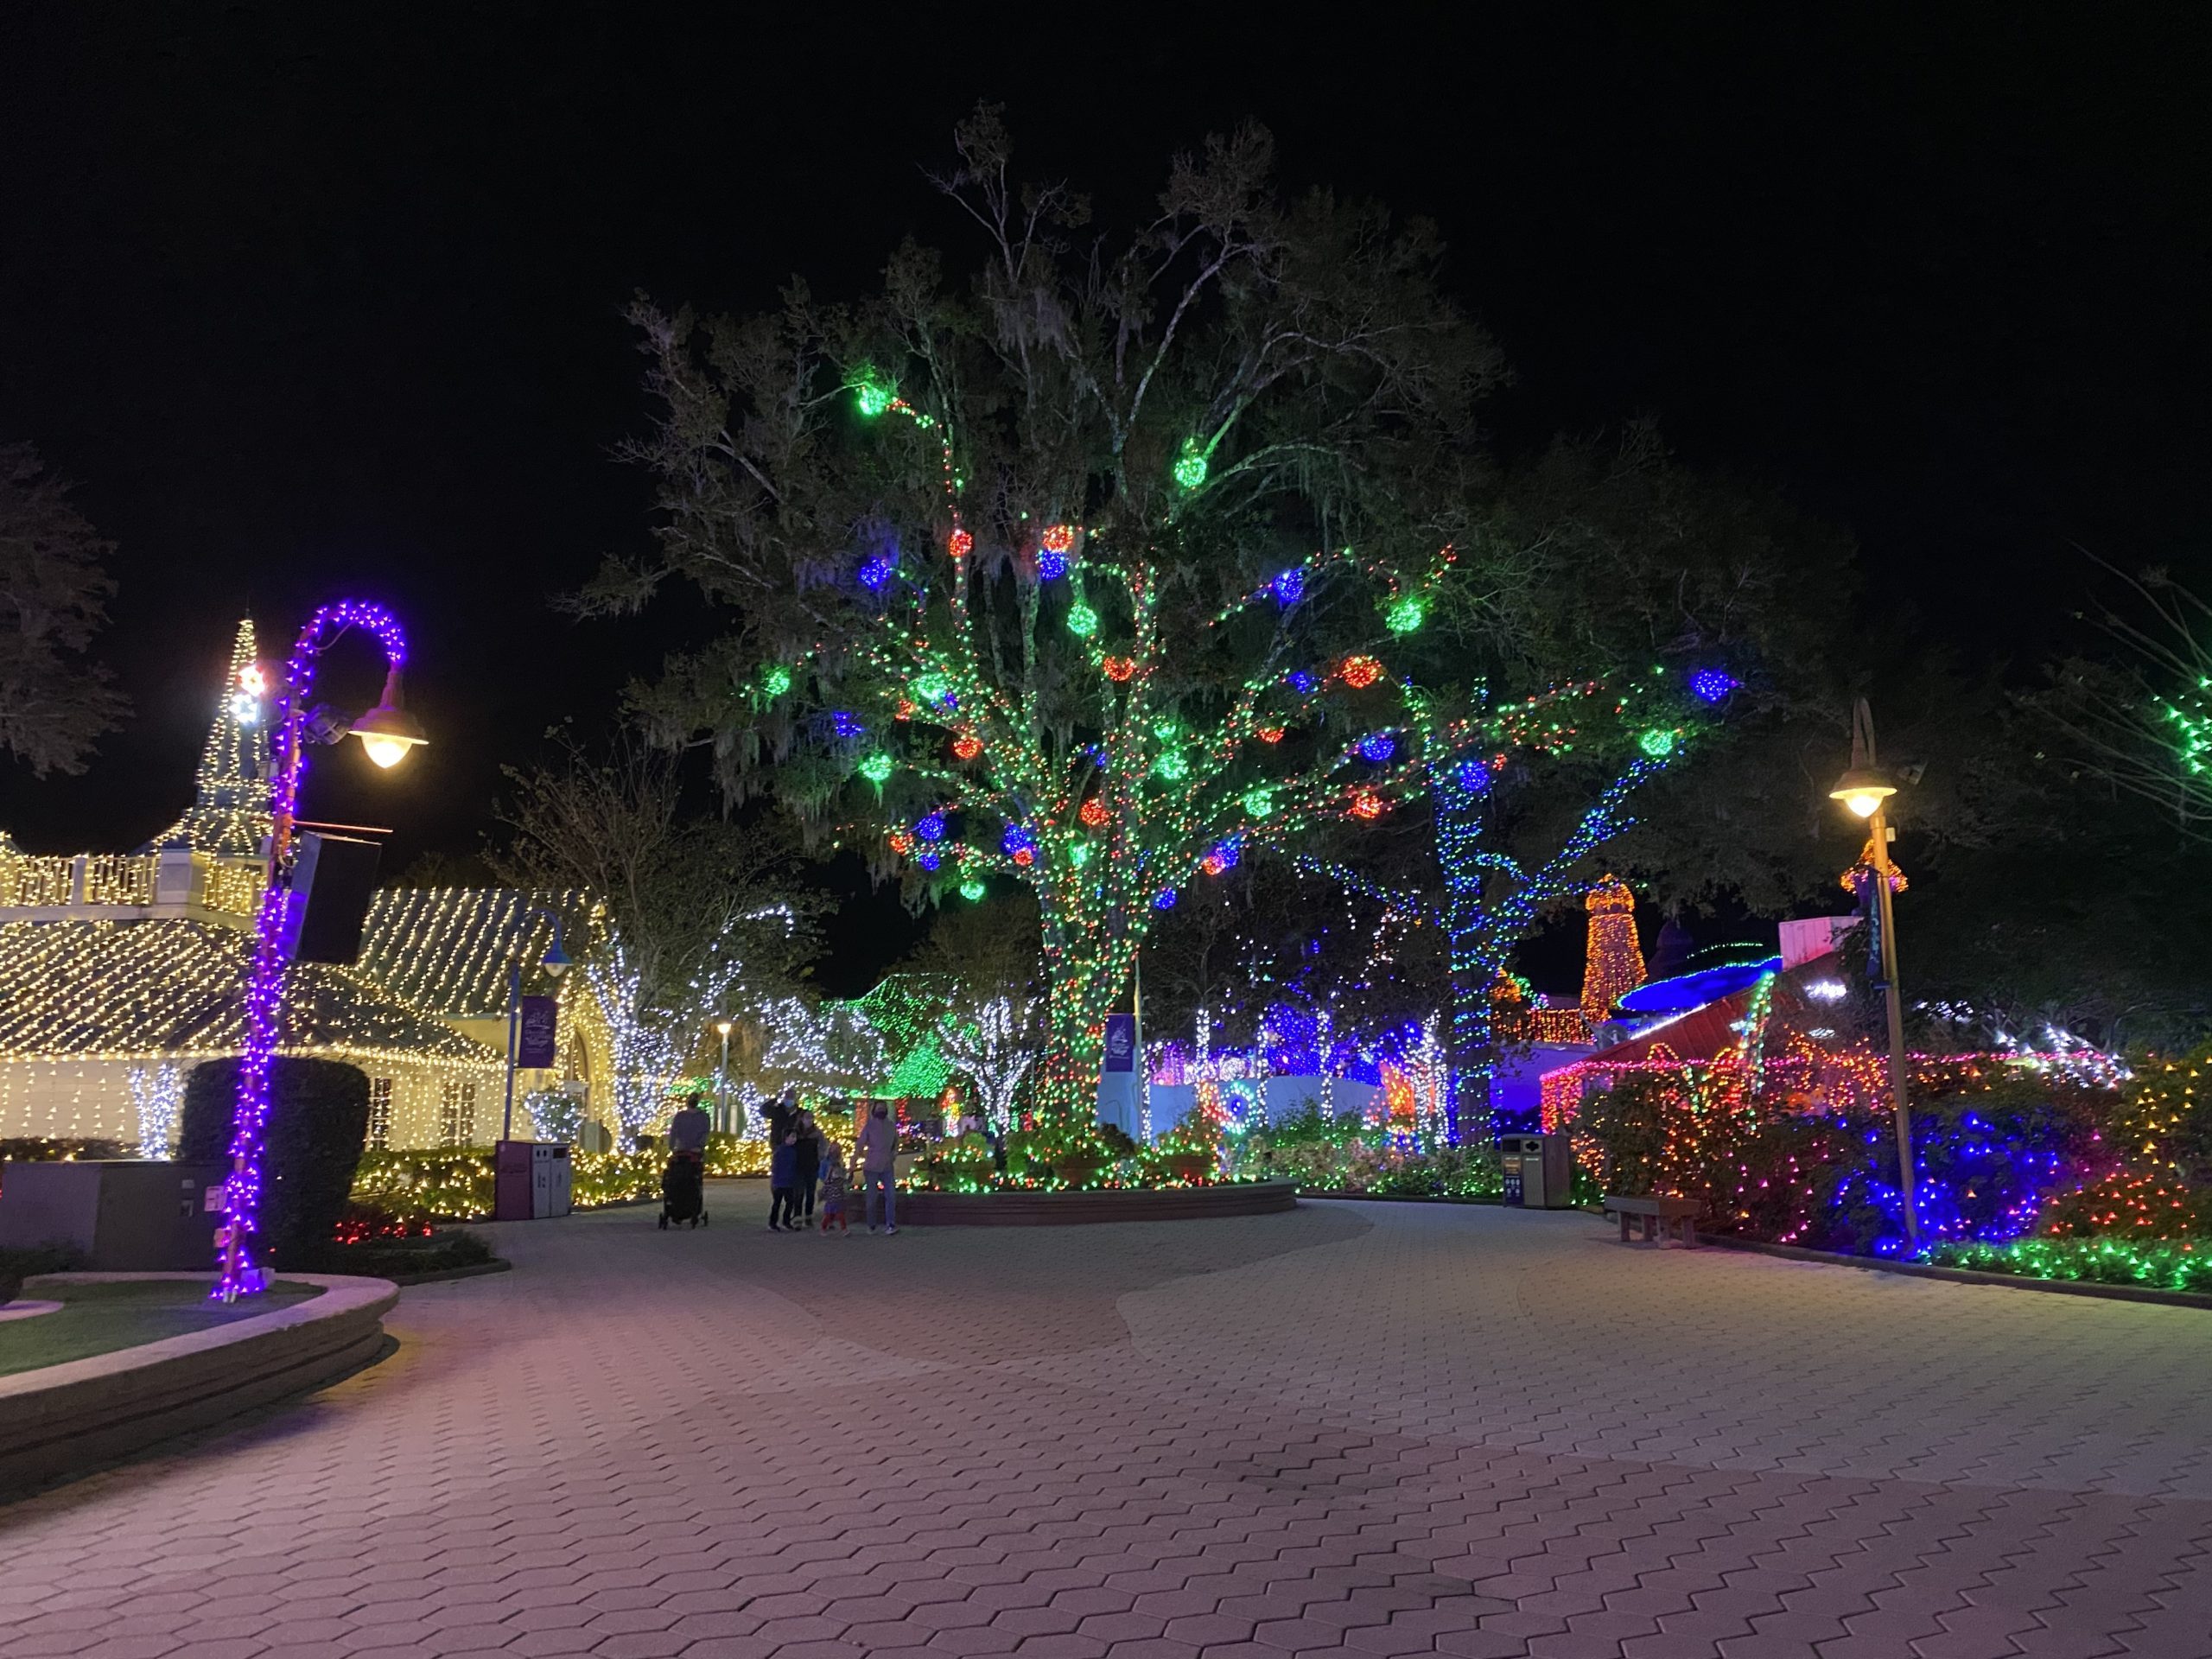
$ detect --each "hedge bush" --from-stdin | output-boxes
[178,1058,370,1268]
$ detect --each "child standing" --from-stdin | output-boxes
[767,1131,800,1231]
[817,1143,850,1234]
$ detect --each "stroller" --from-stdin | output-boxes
[658,1149,709,1230]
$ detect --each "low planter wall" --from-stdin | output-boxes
[899,1179,1298,1226]
[0,1272,397,1492]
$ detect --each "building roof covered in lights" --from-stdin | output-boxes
[1571,956,1872,1071]
[354,888,600,1020]
[0,917,500,1064]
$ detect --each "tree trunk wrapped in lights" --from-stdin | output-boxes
[605,112,1516,1137]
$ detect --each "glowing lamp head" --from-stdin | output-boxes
[1830,766,1897,818]
[349,670,426,769]
[540,936,572,979]
[715,1020,734,1037]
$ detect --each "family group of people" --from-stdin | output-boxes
[761,1089,900,1235]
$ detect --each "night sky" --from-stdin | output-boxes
[4,6,2207,985]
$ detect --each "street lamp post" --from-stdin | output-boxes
[218,601,426,1301]
[715,1019,734,1134]
[500,909,573,1141]
[1829,696,1919,1253]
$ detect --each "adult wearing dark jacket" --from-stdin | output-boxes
[794,1110,822,1221]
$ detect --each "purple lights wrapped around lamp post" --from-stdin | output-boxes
[215,600,411,1301]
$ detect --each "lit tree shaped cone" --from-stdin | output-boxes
[612,111,1505,1132]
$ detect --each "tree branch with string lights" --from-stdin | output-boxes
[604,110,1515,1135]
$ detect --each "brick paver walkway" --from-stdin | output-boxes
[3,1197,2209,1657]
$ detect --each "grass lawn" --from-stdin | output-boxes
[0,1281,325,1376]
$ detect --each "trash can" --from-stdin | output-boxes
[495,1141,575,1220]
[1497,1133,1575,1209]
[531,1142,572,1218]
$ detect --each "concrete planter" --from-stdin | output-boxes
[0,1272,397,1491]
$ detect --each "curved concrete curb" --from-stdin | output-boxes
[899,1179,1298,1226]
[0,1272,397,1492]
[1705,1234,2212,1312]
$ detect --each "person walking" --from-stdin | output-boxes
[767,1130,801,1231]
[817,1142,850,1235]
[857,1101,899,1234]
[794,1109,822,1224]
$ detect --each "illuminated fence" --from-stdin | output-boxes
[200,861,266,917]
[0,856,74,906]
[84,855,156,906]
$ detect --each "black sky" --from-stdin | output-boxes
[3,4,2208,986]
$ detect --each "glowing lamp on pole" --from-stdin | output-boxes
[1829,698,1918,1253]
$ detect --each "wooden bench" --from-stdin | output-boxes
[1605,1193,1702,1246]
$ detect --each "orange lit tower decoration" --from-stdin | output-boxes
[1580,875,1646,1025]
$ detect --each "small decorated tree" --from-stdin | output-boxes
[612,111,1508,1134]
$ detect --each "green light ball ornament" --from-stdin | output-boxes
[1639,727,1679,759]
[854,379,893,418]
[1066,603,1098,638]
[1173,438,1208,491]
[1154,751,1189,781]
[761,664,792,697]
[959,878,986,901]
[1385,594,1426,633]
[857,752,894,785]
[1243,787,1275,818]
[1069,842,1092,868]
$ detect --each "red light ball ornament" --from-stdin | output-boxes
[1256,726,1286,744]
[1039,524,1076,554]
[1102,657,1136,683]
[948,529,973,558]
[1340,655,1383,690]
[1012,847,1035,867]
[1201,854,1226,877]
[1079,798,1109,828]
[889,831,915,855]
[951,734,982,761]
[1349,790,1387,821]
